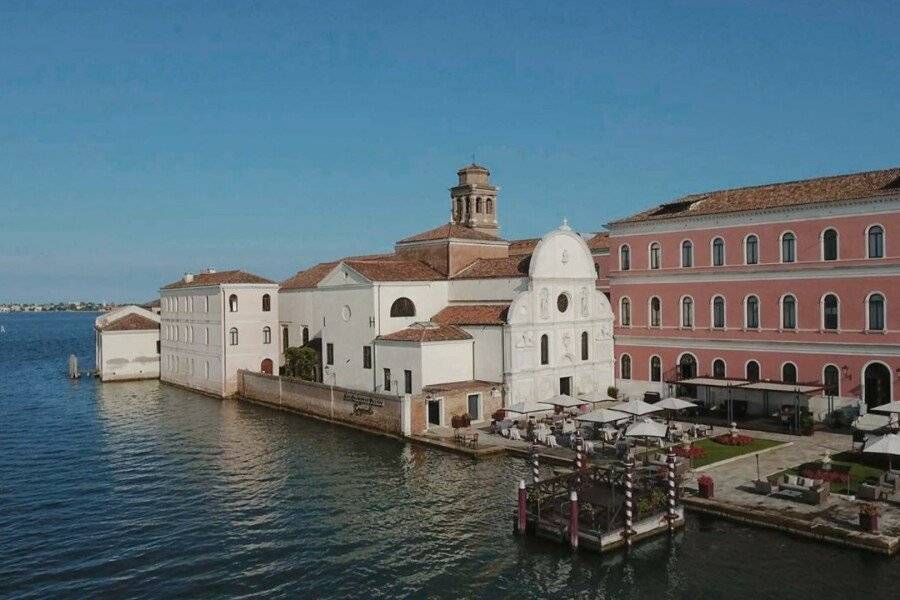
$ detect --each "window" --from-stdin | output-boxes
[868,293,885,331]
[868,225,884,258]
[620,245,630,271]
[384,368,391,392]
[229,327,238,346]
[205,361,210,380]
[713,359,726,379]
[205,327,210,345]
[229,294,238,312]
[203,296,209,312]
[156,340,161,354]
[681,296,693,328]
[283,327,289,349]
[712,238,725,266]
[649,242,661,269]
[263,326,271,344]
[745,235,759,265]
[467,393,481,420]
[302,327,309,345]
[712,296,725,329]
[557,293,569,313]
[782,295,797,329]
[580,331,589,360]
[746,295,759,329]
[823,229,838,261]
[326,343,334,365]
[781,232,796,263]
[681,240,693,267]
[650,297,661,327]
[620,354,632,379]
[620,297,631,326]
[746,360,760,382]
[650,356,661,382]
[475,197,482,213]
[782,363,797,384]
[404,370,412,394]
[486,198,493,214]
[540,334,549,365]
[455,198,463,219]
[363,346,372,369]
[823,294,839,330]
[824,365,840,396]
[390,297,416,317]
[187,296,193,312]
[262,294,271,312]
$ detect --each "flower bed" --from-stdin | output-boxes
[675,445,707,460]
[712,433,755,446]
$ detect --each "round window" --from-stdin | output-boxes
[557,293,569,313]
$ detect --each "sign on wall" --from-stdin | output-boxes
[343,391,385,415]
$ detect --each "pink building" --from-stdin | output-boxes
[605,167,899,422]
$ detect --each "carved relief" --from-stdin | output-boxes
[599,322,613,340]
[580,287,589,317]
[539,288,549,319]
[561,249,570,265]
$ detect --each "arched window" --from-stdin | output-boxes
[465,197,472,216]
[746,295,760,329]
[823,294,839,330]
[540,334,549,365]
[581,331,589,360]
[263,326,272,344]
[681,296,694,328]
[713,359,726,379]
[282,326,289,349]
[620,297,631,326]
[302,327,309,345]
[868,225,884,258]
[650,356,661,382]
[782,294,797,329]
[229,327,239,346]
[620,354,632,379]
[390,297,416,317]
[745,234,759,265]
[455,198,463,220]
[679,354,697,379]
[782,362,797,384]
[681,240,693,267]
[620,245,630,271]
[781,232,796,263]
[649,242,661,270]
[486,198,493,214]
[868,293,885,331]
[262,294,271,312]
[712,238,725,266]
[229,294,238,312]
[475,197,483,213]
[650,297,661,327]
[712,296,725,329]
[823,229,838,261]
[746,360,760,382]
[824,365,840,396]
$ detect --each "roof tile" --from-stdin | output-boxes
[378,322,473,343]
[397,223,503,243]
[432,304,510,326]
[163,270,274,289]
[99,313,159,332]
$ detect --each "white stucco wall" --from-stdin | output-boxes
[98,330,160,381]
[461,325,503,382]
[421,340,474,386]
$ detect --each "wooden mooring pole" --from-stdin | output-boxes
[667,445,677,532]
[517,480,527,534]
[569,490,579,549]
[624,452,635,549]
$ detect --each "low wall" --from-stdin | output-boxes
[238,370,407,437]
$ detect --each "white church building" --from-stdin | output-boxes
[279,164,615,431]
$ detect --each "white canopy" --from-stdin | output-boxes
[539,394,584,409]
[626,419,668,438]
[872,401,900,414]
[864,433,900,456]
[577,391,618,404]
[853,413,891,432]
[655,397,697,411]
[505,401,550,414]
[575,408,630,424]
[610,399,664,417]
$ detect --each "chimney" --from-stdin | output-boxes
[183,273,194,283]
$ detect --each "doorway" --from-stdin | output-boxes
[427,398,442,427]
[260,358,273,375]
[677,354,698,398]
[864,363,892,409]
[559,377,572,396]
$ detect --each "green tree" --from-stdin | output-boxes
[284,346,318,381]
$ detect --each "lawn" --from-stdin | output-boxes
[688,436,785,468]
[783,452,887,494]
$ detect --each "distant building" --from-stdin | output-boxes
[141,298,161,315]
[606,166,900,415]
[159,269,279,397]
[94,306,160,381]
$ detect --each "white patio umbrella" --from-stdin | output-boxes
[539,394,584,409]
[655,397,697,411]
[610,399,664,417]
[505,401,550,414]
[864,433,900,471]
[872,402,900,416]
[626,419,669,439]
[577,391,618,405]
[575,408,630,424]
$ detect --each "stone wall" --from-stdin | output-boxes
[239,370,406,436]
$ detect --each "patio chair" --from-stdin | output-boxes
[509,428,522,441]
[583,440,596,455]
[501,428,510,438]
[546,435,559,448]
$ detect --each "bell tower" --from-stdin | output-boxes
[450,164,500,238]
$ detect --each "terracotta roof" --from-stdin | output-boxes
[99,313,159,332]
[378,322,473,343]
[508,238,540,255]
[452,255,530,279]
[162,270,275,289]
[280,253,395,290]
[432,304,510,326]
[397,223,503,243]
[612,167,900,224]
[587,232,609,251]
[345,259,444,282]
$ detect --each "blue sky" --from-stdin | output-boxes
[2,1,897,303]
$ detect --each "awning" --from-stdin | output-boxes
[740,382,823,394]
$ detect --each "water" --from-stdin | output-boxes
[0,312,895,599]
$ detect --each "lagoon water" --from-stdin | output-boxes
[0,312,894,599]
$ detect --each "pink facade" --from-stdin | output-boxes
[607,191,899,411]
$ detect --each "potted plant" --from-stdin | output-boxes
[451,413,472,430]
[800,413,815,436]
[698,474,715,499]
[492,409,506,421]
[859,503,881,532]
[607,386,619,400]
